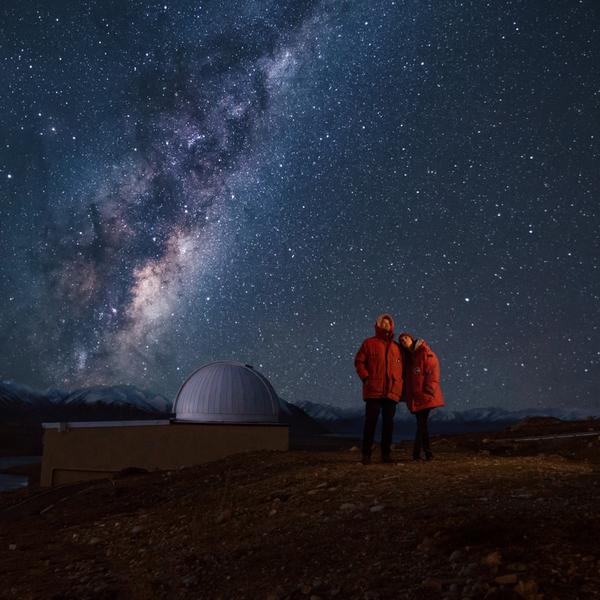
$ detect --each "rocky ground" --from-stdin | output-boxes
[1,419,600,600]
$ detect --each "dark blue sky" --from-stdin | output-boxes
[1,0,598,409]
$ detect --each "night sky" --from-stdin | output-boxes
[1,1,599,410]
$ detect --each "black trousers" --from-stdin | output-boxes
[362,398,396,457]
[413,408,432,458]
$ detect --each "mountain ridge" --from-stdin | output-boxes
[292,399,600,424]
[0,380,171,418]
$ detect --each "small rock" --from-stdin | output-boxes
[421,578,442,592]
[512,491,532,499]
[131,526,143,534]
[494,574,517,585]
[8,544,16,551]
[349,446,359,452]
[449,550,465,563]
[514,579,539,599]
[216,509,232,524]
[269,509,278,516]
[340,503,356,511]
[462,563,479,577]
[182,575,198,587]
[89,538,101,546]
[370,505,385,513]
[417,537,434,552]
[482,551,502,568]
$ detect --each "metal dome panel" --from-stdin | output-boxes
[173,361,281,423]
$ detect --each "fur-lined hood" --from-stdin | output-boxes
[413,338,426,351]
[374,313,394,339]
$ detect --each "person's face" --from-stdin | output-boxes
[399,334,413,349]
[380,318,392,332]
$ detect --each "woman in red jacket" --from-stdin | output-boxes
[355,314,403,464]
[398,332,444,461]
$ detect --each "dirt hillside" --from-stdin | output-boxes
[1,425,600,600]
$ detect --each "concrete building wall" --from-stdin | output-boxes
[41,421,289,487]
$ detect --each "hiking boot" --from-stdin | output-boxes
[381,455,393,464]
[424,451,434,461]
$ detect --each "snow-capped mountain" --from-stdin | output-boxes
[295,400,600,423]
[435,406,600,423]
[0,380,49,407]
[293,400,361,422]
[0,382,322,438]
[292,399,600,436]
[58,385,171,413]
[0,380,172,419]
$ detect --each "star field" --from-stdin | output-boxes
[1,0,599,410]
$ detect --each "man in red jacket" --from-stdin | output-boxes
[355,314,403,464]
[398,333,445,461]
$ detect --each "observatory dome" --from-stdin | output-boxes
[173,361,282,423]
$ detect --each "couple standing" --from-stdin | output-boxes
[354,313,444,464]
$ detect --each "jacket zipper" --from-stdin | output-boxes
[384,338,390,396]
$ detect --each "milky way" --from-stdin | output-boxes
[1,1,599,410]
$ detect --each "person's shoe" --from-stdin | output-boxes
[412,454,422,461]
[361,455,372,465]
[381,455,393,464]
[424,451,434,461]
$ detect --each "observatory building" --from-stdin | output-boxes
[40,362,289,487]
[174,361,282,423]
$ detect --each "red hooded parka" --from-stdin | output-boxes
[402,339,445,414]
[355,314,403,402]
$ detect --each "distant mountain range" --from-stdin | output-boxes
[0,381,327,438]
[2,379,598,437]
[292,400,600,436]
[0,380,171,422]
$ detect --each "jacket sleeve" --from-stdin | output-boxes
[422,352,441,400]
[354,342,369,381]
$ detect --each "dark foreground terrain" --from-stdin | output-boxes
[1,419,600,600]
